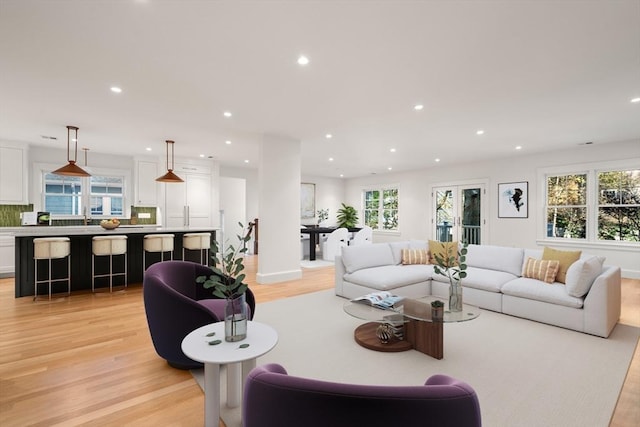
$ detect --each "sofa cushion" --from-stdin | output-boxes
[401,249,429,265]
[542,247,582,284]
[428,240,458,265]
[565,256,604,297]
[522,257,560,284]
[502,277,584,308]
[465,244,524,277]
[389,241,410,265]
[344,265,433,291]
[441,266,517,293]
[341,243,395,273]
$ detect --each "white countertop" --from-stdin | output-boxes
[8,225,219,237]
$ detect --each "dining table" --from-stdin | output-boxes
[300,226,361,261]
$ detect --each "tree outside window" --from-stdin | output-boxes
[546,174,587,239]
[363,188,398,231]
[598,170,640,242]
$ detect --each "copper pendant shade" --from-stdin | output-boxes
[52,126,92,177]
[156,140,184,183]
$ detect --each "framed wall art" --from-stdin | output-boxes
[300,183,315,218]
[498,181,528,218]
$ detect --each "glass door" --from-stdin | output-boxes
[432,184,485,244]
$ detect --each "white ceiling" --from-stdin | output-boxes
[1,0,639,178]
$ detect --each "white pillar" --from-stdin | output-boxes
[256,134,303,284]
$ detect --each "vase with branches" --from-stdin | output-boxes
[432,242,468,312]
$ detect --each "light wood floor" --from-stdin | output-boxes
[0,256,638,427]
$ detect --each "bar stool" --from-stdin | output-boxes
[182,232,211,265]
[33,237,71,301]
[92,235,128,292]
[143,234,175,270]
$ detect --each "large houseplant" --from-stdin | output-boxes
[196,222,251,341]
[336,203,359,228]
[432,241,468,312]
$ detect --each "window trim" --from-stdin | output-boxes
[33,162,131,220]
[537,158,640,250]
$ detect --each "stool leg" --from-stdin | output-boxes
[109,253,113,293]
[67,254,71,296]
[92,254,95,293]
[34,259,38,301]
[48,258,52,301]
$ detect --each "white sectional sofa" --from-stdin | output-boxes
[334,241,621,338]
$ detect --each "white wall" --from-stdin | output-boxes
[301,175,345,226]
[343,139,640,278]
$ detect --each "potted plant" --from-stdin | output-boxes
[336,203,359,229]
[196,222,251,341]
[432,242,468,312]
[316,208,329,226]
[430,299,444,321]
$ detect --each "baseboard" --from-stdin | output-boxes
[256,269,302,284]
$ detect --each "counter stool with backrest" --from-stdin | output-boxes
[143,234,175,270]
[182,232,211,265]
[33,237,71,301]
[92,235,128,292]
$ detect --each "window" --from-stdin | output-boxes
[363,187,398,231]
[41,167,127,218]
[543,162,639,243]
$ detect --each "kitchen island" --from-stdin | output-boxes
[13,226,218,298]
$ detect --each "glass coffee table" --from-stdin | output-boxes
[343,295,480,359]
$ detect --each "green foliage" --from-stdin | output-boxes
[432,242,468,287]
[195,222,251,299]
[431,300,444,308]
[337,203,359,228]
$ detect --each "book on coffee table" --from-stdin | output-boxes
[351,291,404,310]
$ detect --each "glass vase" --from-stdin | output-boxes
[449,281,463,312]
[224,293,248,342]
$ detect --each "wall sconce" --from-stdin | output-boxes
[156,140,184,182]
[52,126,91,177]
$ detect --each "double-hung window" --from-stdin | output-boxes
[363,187,398,231]
[542,160,639,243]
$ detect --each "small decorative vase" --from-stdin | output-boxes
[432,306,444,321]
[224,293,248,342]
[376,323,393,344]
[449,281,463,312]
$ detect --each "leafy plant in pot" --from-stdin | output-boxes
[336,203,359,229]
[196,223,251,342]
[430,299,445,321]
[432,242,468,312]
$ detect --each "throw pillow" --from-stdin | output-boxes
[401,249,430,265]
[542,247,582,284]
[565,256,604,297]
[522,257,560,284]
[428,240,458,266]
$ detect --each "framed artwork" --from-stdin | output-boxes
[301,183,315,218]
[498,181,528,218]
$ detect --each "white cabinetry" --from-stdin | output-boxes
[164,163,212,227]
[0,145,28,204]
[0,234,15,277]
[134,158,159,206]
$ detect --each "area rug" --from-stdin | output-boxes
[192,289,639,427]
[300,259,334,269]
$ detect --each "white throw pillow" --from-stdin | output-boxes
[564,256,604,297]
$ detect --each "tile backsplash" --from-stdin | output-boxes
[0,204,34,226]
[0,205,157,227]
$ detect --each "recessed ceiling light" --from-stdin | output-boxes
[435,158,441,162]
[390,148,396,153]
[476,130,485,135]
[414,104,424,111]
[339,174,344,178]
[223,111,232,117]
[297,55,309,66]
[199,154,205,158]
[388,167,392,171]
[145,147,152,151]
[325,134,332,139]
[515,146,522,150]
[631,97,640,103]
[225,140,232,145]
[244,159,249,163]
[110,86,122,93]
[328,157,334,162]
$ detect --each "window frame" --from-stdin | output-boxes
[361,184,399,232]
[537,158,640,250]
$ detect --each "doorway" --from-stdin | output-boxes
[432,183,486,244]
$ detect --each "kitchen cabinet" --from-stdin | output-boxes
[134,158,159,206]
[164,163,213,227]
[0,145,28,204]
[0,233,15,277]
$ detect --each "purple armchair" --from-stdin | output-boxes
[142,261,255,369]
[243,363,481,427]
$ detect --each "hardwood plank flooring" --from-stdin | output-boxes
[0,256,637,426]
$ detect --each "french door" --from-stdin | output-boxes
[432,183,486,244]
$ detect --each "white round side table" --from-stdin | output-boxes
[181,321,278,427]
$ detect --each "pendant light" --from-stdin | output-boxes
[156,140,184,182]
[52,126,91,177]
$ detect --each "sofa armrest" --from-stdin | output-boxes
[583,265,621,337]
[334,255,346,296]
